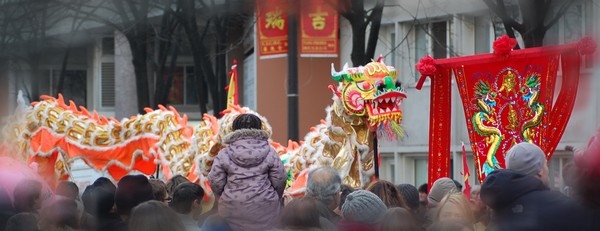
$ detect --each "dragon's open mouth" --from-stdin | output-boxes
[366,92,406,116]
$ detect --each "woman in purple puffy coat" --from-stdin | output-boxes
[208,114,287,231]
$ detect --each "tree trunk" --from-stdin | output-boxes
[157,35,180,106]
[179,0,209,114]
[214,18,228,114]
[127,36,151,114]
[56,47,70,95]
[365,0,384,63]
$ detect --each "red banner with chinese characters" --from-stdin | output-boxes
[257,0,288,58]
[416,36,595,185]
[300,0,338,56]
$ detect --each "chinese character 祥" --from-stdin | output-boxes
[309,7,328,30]
[265,8,285,30]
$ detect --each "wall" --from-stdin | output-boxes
[255,56,339,143]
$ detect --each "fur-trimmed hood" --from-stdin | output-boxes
[222,129,273,167]
[223,129,270,144]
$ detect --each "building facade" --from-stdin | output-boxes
[1,0,599,188]
[355,0,600,189]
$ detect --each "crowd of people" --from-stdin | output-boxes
[0,114,599,231]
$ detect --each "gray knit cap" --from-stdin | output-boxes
[427,177,457,207]
[506,142,546,176]
[341,190,387,224]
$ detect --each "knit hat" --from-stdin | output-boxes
[506,142,546,176]
[341,190,387,224]
[397,184,419,210]
[427,177,457,207]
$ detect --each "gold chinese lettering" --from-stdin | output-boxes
[309,7,328,30]
[265,8,285,30]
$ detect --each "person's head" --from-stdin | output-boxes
[418,183,428,203]
[452,180,463,192]
[306,167,342,210]
[4,212,39,231]
[81,186,115,218]
[427,178,458,208]
[232,113,262,131]
[166,175,190,198]
[39,198,79,230]
[341,190,387,225]
[279,197,322,230]
[170,183,204,216]
[366,180,408,209]
[436,193,474,224]
[506,142,549,185]
[468,186,487,221]
[129,201,186,231]
[338,184,355,211]
[397,184,420,211]
[13,179,42,213]
[428,221,475,231]
[115,175,153,216]
[379,207,419,231]
[92,177,116,193]
[56,181,79,201]
[148,179,168,203]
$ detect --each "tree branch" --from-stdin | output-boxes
[544,0,578,31]
[484,0,526,33]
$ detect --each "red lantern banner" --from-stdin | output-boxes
[257,0,288,58]
[416,36,596,185]
[300,0,338,56]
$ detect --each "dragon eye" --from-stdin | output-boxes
[357,81,372,91]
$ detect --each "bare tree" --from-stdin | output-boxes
[484,0,579,48]
[0,0,68,101]
[333,0,385,66]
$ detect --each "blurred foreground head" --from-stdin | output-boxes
[366,180,408,209]
[129,201,186,231]
[115,175,153,216]
[13,179,42,213]
[279,197,322,230]
[379,207,419,231]
[574,128,600,208]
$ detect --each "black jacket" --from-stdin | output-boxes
[481,170,594,231]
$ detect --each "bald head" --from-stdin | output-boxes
[306,167,342,209]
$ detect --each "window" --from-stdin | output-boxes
[390,32,396,66]
[414,158,428,186]
[243,53,257,110]
[164,65,199,106]
[414,20,450,80]
[100,63,115,107]
[102,37,114,55]
[548,154,573,191]
[544,1,592,45]
[41,69,87,107]
[474,16,492,54]
[431,22,448,59]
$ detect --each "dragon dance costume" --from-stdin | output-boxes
[1,58,408,207]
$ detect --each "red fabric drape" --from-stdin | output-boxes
[416,37,594,184]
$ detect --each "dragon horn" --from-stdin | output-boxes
[330,63,337,75]
[377,55,384,63]
[331,63,342,82]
